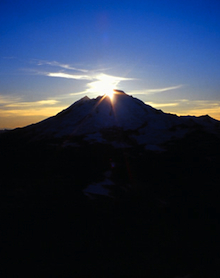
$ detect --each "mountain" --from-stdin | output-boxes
[7,90,220,150]
[1,90,220,277]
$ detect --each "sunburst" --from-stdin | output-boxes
[105,89,115,100]
[88,74,119,100]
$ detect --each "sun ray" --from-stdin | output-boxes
[87,73,120,100]
[105,89,114,100]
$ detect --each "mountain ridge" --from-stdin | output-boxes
[1,90,220,277]
[4,90,219,150]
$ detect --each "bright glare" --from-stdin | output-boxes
[105,89,114,100]
[87,74,119,99]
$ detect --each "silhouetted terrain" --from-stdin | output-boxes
[1,93,220,277]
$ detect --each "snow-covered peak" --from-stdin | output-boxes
[20,90,220,148]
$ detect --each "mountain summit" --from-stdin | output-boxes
[1,91,220,278]
[6,90,220,149]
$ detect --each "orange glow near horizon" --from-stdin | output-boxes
[1,92,220,129]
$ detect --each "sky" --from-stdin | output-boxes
[0,0,220,129]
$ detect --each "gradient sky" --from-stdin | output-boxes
[1,0,220,129]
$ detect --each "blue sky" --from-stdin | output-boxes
[0,0,220,128]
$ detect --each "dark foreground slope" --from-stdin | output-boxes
[1,128,220,277]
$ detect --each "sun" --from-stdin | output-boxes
[88,74,119,100]
[105,89,115,100]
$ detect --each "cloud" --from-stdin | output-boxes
[47,72,92,80]
[176,99,220,110]
[177,100,220,118]
[0,94,66,128]
[148,99,220,120]
[31,59,135,88]
[0,106,64,117]
[130,85,183,95]
[41,69,135,97]
[69,91,92,96]
[0,95,21,105]
[85,73,135,94]
[95,73,134,82]
[46,71,134,84]
[32,59,88,73]
[0,94,61,112]
[22,59,136,101]
[5,99,59,108]
[147,102,179,108]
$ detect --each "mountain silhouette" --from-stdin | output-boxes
[6,90,220,150]
[1,90,220,277]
